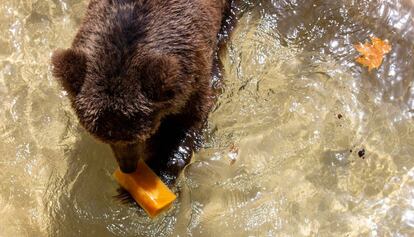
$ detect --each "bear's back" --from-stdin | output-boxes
[73,0,226,57]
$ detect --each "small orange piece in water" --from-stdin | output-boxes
[113,160,177,218]
[354,37,391,71]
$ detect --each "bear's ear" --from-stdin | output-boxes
[51,48,87,97]
[139,54,182,101]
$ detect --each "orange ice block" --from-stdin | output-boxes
[113,160,177,218]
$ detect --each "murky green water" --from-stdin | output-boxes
[1,0,414,236]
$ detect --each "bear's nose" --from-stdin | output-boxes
[110,142,141,174]
[119,162,137,173]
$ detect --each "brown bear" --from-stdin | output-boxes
[51,0,230,183]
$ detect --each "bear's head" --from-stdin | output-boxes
[51,47,193,173]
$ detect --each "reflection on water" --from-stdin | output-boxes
[1,0,414,236]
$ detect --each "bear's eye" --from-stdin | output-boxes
[142,87,175,101]
[163,89,175,100]
[138,53,181,102]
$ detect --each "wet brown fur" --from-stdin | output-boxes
[51,0,230,177]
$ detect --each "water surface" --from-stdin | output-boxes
[1,0,414,236]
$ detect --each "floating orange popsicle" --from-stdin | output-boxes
[354,37,391,71]
[113,160,177,218]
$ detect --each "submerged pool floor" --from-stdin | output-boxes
[1,0,414,236]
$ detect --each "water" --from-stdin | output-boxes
[1,0,414,236]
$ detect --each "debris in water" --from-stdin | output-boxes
[358,149,366,158]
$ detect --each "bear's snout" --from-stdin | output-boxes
[110,142,143,173]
